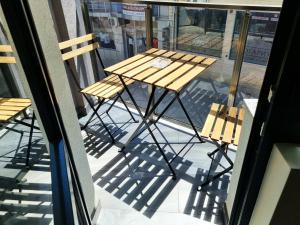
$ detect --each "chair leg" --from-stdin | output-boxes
[207,143,226,159]
[81,98,105,130]
[14,130,24,163]
[199,142,233,189]
[2,125,24,163]
[82,94,115,143]
[199,149,216,190]
[26,113,35,168]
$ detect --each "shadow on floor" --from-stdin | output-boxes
[84,120,230,224]
[0,138,52,225]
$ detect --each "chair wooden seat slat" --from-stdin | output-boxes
[199,103,245,188]
[0,98,31,122]
[81,74,134,99]
[80,74,119,94]
[201,103,220,138]
[0,56,16,64]
[234,108,245,145]
[0,98,32,103]
[201,103,245,145]
[211,105,227,141]
[222,107,238,144]
[0,105,27,111]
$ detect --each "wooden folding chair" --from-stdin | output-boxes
[199,103,245,188]
[0,45,38,167]
[59,33,137,143]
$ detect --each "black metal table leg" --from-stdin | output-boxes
[134,90,205,145]
[13,119,40,130]
[144,85,156,118]
[117,75,176,179]
[119,87,169,151]
[154,93,177,123]
[176,94,204,143]
[169,134,196,164]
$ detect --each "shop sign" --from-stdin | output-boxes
[123,3,145,17]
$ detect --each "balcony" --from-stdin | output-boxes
[0,1,285,225]
[0,99,234,225]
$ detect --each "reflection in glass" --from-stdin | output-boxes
[177,8,227,57]
[230,11,279,66]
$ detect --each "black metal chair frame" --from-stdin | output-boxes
[0,112,38,167]
[61,40,138,143]
[199,140,233,189]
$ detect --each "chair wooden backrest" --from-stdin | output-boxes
[59,33,100,61]
[0,44,16,64]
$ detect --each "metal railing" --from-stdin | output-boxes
[99,0,281,11]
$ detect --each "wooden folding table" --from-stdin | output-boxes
[105,48,216,179]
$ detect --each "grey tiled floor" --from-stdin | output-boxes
[0,95,236,225]
[83,100,236,225]
[0,119,52,225]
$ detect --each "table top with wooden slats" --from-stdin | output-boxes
[201,103,245,145]
[0,98,32,122]
[81,74,134,99]
[104,48,216,93]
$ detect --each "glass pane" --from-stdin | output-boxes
[177,7,227,57]
[0,32,18,97]
[77,2,282,225]
[87,1,149,108]
[229,11,279,104]
[0,69,12,96]
[156,6,232,128]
